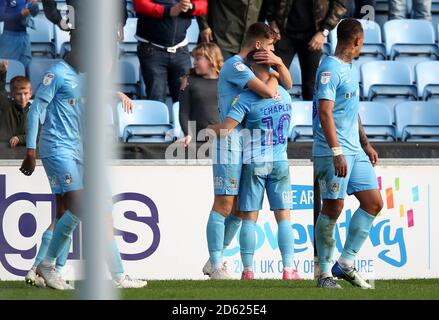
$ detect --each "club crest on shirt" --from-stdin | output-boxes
[331,182,340,193]
[43,73,55,86]
[233,62,246,72]
[229,178,238,190]
[64,173,73,185]
[320,72,331,85]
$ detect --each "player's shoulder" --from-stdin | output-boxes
[221,55,250,75]
[319,56,342,72]
[277,86,292,103]
[42,61,67,85]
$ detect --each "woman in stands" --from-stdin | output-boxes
[178,42,223,146]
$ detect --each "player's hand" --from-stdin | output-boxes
[363,143,379,167]
[21,8,30,17]
[253,50,283,67]
[333,154,348,177]
[20,150,36,176]
[0,60,8,72]
[308,31,326,52]
[9,136,20,148]
[269,21,281,41]
[178,135,192,147]
[117,91,133,114]
[200,27,213,43]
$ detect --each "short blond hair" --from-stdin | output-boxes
[191,42,224,75]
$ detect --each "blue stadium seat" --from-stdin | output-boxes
[28,57,61,92]
[289,57,302,100]
[360,61,417,118]
[171,102,184,139]
[28,15,56,58]
[53,25,70,57]
[415,61,439,101]
[187,19,200,52]
[2,59,25,90]
[289,101,313,141]
[383,19,439,78]
[115,100,174,143]
[115,55,141,98]
[395,101,439,141]
[119,17,138,55]
[359,102,396,141]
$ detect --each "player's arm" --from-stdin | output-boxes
[319,99,347,177]
[247,75,279,99]
[229,61,278,99]
[20,97,49,176]
[252,50,293,90]
[358,116,378,166]
[21,71,60,176]
[208,118,240,137]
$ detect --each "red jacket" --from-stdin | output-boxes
[134,0,207,47]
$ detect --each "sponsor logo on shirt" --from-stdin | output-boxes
[43,73,55,86]
[320,72,331,85]
[233,62,246,72]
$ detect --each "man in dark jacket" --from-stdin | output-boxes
[134,0,208,103]
[0,60,31,148]
[197,0,264,61]
[266,0,347,100]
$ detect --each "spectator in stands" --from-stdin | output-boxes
[390,0,432,20]
[266,0,347,101]
[197,0,264,61]
[134,0,207,103]
[0,0,39,74]
[178,42,222,146]
[0,60,31,148]
[42,0,128,50]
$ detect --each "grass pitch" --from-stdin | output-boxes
[0,279,438,300]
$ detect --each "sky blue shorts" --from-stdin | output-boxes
[314,151,379,200]
[42,155,83,194]
[212,136,242,196]
[238,161,292,211]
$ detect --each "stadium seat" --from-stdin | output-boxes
[395,101,439,141]
[2,59,25,90]
[289,57,302,100]
[53,25,70,57]
[115,100,175,143]
[171,102,184,139]
[115,55,141,98]
[187,19,200,52]
[28,15,56,58]
[359,102,396,141]
[383,19,439,78]
[28,57,61,92]
[415,61,439,101]
[59,42,71,59]
[289,101,313,141]
[119,17,138,55]
[360,61,417,118]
